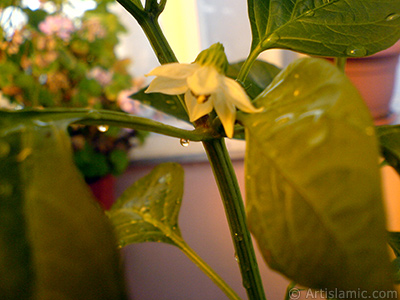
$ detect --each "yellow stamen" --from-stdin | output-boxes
[197,94,211,104]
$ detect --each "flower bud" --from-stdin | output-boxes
[194,43,229,74]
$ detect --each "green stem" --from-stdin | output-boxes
[171,235,242,300]
[202,138,267,300]
[237,46,262,84]
[334,57,347,72]
[2,109,215,141]
[139,17,178,65]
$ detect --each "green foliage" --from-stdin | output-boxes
[0,0,146,179]
[0,112,127,300]
[377,125,400,176]
[248,0,400,57]
[388,231,400,257]
[241,58,393,293]
[227,59,281,99]
[131,89,190,122]
[107,163,184,247]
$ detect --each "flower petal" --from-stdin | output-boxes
[213,90,236,138]
[145,77,188,95]
[146,63,199,79]
[187,66,221,95]
[184,90,213,122]
[222,77,264,113]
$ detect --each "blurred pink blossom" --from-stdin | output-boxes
[117,78,163,120]
[38,15,75,41]
[87,67,113,86]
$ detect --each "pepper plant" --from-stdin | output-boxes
[1,0,400,299]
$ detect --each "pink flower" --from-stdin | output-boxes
[87,67,113,86]
[38,15,75,41]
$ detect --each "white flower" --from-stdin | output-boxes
[145,62,262,138]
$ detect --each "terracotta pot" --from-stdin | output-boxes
[344,41,400,124]
[88,174,116,210]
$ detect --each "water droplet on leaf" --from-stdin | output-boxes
[303,10,315,17]
[345,45,367,57]
[275,113,294,125]
[180,138,190,147]
[261,33,280,48]
[234,253,240,262]
[386,13,400,21]
[234,232,244,241]
[97,125,109,132]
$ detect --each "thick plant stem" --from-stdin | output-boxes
[203,138,267,300]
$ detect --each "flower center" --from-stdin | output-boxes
[191,91,211,104]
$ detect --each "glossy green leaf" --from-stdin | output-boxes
[227,59,281,99]
[376,125,400,176]
[391,257,400,284]
[388,231,400,257]
[131,89,190,123]
[0,112,126,300]
[241,58,393,293]
[107,163,184,247]
[248,0,400,57]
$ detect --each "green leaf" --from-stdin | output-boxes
[248,0,400,57]
[109,149,129,176]
[241,58,393,293]
[391,257,400,284]
[107,163,184,247]
[130,88,190,122]
[24,8,48,30]
[0,111,126,299]
[388,232,400,257]
[73,143,110,179]
[227,59,281,99]
[376,125,400,176]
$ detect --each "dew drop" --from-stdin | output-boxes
[0,183,13,197]
[303,10,315,17]
[180,138,190,147]
[345,45,367,57]
[0,141,10,158]
[234,253,240,263]
[97,125,109,132]
[386,13,400,22]
[275,113,294,125]
[261,33,280,48]
[234,232,244,242]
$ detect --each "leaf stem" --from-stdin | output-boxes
[334,57,347,72]
[202,138,267,300]
[171,235,242,300]
[237,46,262,84]
[0,109,216,141]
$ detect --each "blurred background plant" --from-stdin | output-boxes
[0,0,149,182]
